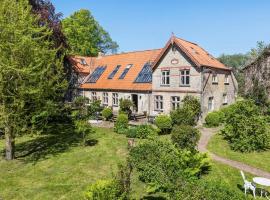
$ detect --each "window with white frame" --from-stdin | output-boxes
[103,92,108,105]
[208,97,214,111]
[180,70,190,86]
[112,93,119,106]
[223,93,228,105]
[224,74,229,84]
[154,95,163,111]
[212,74,218,84]
[91,92,97,101]
[161,70,170,85]
[171,96,180,110]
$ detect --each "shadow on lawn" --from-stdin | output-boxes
[14,123,87,163]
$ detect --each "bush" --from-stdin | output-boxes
[171,125,200,151]
[221,100,270,152]
[74,120,94,145]
[102,107,113,121]
[173,180,245,200]
[114,114,129,134]
[154,115,172,134]
[88,100,103,118]
[125,124,157,139]
[119,99,133,117]
[170,96,201,126]
[204,111,224,127]
[85,179,122,200]
[129,138,210,193]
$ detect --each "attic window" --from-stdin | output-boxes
[119,64,133,79]
[80,59,87,65]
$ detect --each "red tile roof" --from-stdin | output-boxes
[81,49,162,91]
[152,36,230,71]
[76,36,230,92]
[68,56,93,74]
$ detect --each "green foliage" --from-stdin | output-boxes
[245,78,269,112]
[85,179,122,200]
[221,100,270,152]
[173,180,245,200]
[62,9,118,56]
[171,96,201,126]
[119,99,133,117]
[102,107,113,121]
[154,115,172,134]
[73,96,89,108]
[129,138,210,193]
[72,96,89,120]
[205,111,225,127]
[74,120,94,145]
[114,114,129,134]
[0,0,68,159]
[88,100,103,118]
[125,124,157,139]
[171,125,200,151]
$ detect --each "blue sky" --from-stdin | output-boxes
[51,0,270,56]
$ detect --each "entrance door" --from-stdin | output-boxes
[131,94,138,113]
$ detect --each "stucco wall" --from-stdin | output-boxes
[83,90,151,114]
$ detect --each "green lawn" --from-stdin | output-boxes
[0,127,257,199]
[208,133,270,173]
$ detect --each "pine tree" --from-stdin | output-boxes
[0,0,67,160]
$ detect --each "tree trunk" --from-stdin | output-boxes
[5,126,15,160]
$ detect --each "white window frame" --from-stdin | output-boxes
[180,69,190,86]
[161,70,170,86]
[224,74,229,84]
[171,96,180,110]
[112,93,119,106]
[102,92,108,106]
[223,93,228,105]
[91,92,97,101]
[154,95,163,111]
[212,74,218,84]
[208,97,214,111]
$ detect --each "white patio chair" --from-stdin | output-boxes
[240,170,256,198]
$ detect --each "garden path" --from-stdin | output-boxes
[198,127,270,179]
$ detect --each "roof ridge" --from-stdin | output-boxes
[175,37,198,46]
[99,48,162,57]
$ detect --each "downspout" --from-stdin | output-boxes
[200,66,204,121]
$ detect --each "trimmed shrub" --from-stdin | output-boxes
[129,138,210,193]
[171,125,200,151]
[221,100,270,152]
[205,111,225,127]
[114,114,129,134]
[154,114,172,134]
[102,107,113,121]
[85,179,121,200]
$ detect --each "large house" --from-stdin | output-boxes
[70,36,238,117]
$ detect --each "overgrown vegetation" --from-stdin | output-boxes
[119,99,134,117]
[154,114,172,134]
[221,100,270,152]
[171,95,201,126]
[205,111,225,127]
[125,124,158,139]
[114,114,129,134]
[171,125,200,151]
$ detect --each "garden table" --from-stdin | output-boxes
[253,177,270,199]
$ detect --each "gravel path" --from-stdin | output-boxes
[198,127,270,179]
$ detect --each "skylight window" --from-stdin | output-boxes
[85,66,106,83]
[108,65,121,79]
[80,58,87,65]
[119,64,133,79]
[134,62,152,83]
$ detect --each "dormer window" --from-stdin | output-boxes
[212,74,218,84]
